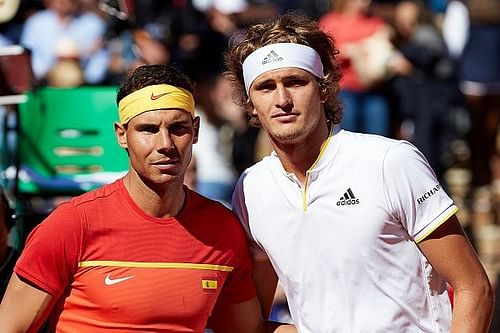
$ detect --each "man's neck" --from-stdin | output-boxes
[123,173,186,219]
[272,122,330,184]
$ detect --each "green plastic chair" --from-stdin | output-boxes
[2,86,129,246]
[14,86,129,195]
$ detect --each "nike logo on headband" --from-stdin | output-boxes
[150,92,171,100]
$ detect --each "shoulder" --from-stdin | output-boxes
[354,15,387,35]
[186,189,248,246]
[354,135,437,190]
[73,11,106,31]
[335,131,424,172]
[187,189,241,227]
[24,9,52,25]
[233,155,276,195]
[75,9,104,21]
[382,140,430,170]
[241,154,275,180]
[341,130,404,154]
[68,180,122,208]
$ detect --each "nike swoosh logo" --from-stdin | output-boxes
[104,274,135,286]
[150,92,171,100]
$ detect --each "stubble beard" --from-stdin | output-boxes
[270,125,303,143]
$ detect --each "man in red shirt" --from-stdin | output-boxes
[0,64,295,333]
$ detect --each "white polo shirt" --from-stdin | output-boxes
[232,127,455,333]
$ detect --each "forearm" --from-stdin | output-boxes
[450,286,494,333]
[265,321,296,333]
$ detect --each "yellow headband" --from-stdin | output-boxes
[118,84,195,124]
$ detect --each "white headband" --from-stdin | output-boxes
[242,43,324,94]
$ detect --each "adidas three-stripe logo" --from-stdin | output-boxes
[261,50,283,65]
[336,188,360,206]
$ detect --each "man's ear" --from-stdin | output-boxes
[192,116,200,144]
[250,106,258,117]
[114,122,128,149]
[246,96,256,115]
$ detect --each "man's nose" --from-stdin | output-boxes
[275,85,293,110]
[157,128,174,150]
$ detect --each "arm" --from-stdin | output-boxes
[252,259,279,319]
[209,296,296,333]
[417,215,494,333]
[0,273,55,333]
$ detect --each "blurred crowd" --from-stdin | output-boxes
[1,0,500,329]
[1,0,498,206]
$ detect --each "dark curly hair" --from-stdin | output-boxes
[224,13,343,127]
[116,64,194,105]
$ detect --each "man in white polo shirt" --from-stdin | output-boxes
[225,13,494,333]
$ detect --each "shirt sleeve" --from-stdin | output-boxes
[231,175,269,261]
[14,202,83,296]
[381,141,457,243]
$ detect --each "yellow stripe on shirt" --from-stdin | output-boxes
[78,260,234,272]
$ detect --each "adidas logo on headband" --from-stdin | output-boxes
[243,43,325,94]
[262,50,283,65]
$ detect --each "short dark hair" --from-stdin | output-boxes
[116,64,194,105]
[224,13,343,127]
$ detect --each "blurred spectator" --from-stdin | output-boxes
[103,0,222,85]
[209,74,272,175]
[388,0,461,178]
[192,73,273,205]
[104,24,171,84]
[442,0,500,195]
[320,0,395,136]
[1,0,43,46]
[185,0,246,83]
[193,74,238,206]
[427,0,447,16]
[277,0,330,19]
[193,0,248,30]
[20,0,109,86]
[103,0,278,86]
[0,0,20,45]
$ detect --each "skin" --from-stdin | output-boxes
[114,108,200,217]
[0,106,296,333]
[417,216,494,333]
[248,66,495,331]
[249,67,329,184]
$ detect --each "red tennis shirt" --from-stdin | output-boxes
[15,179,256,332]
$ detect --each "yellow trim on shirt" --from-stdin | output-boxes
[309,125,333,171]
[414,205,459,243]
[302,179,309,212]
[78,260,234,272]
[302,125,334,212]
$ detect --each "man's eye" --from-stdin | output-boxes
[288,79,305,86]
[170,124,190,133]
[139,125,157,133]
[256,83,274,91]
[171,124,184,131]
